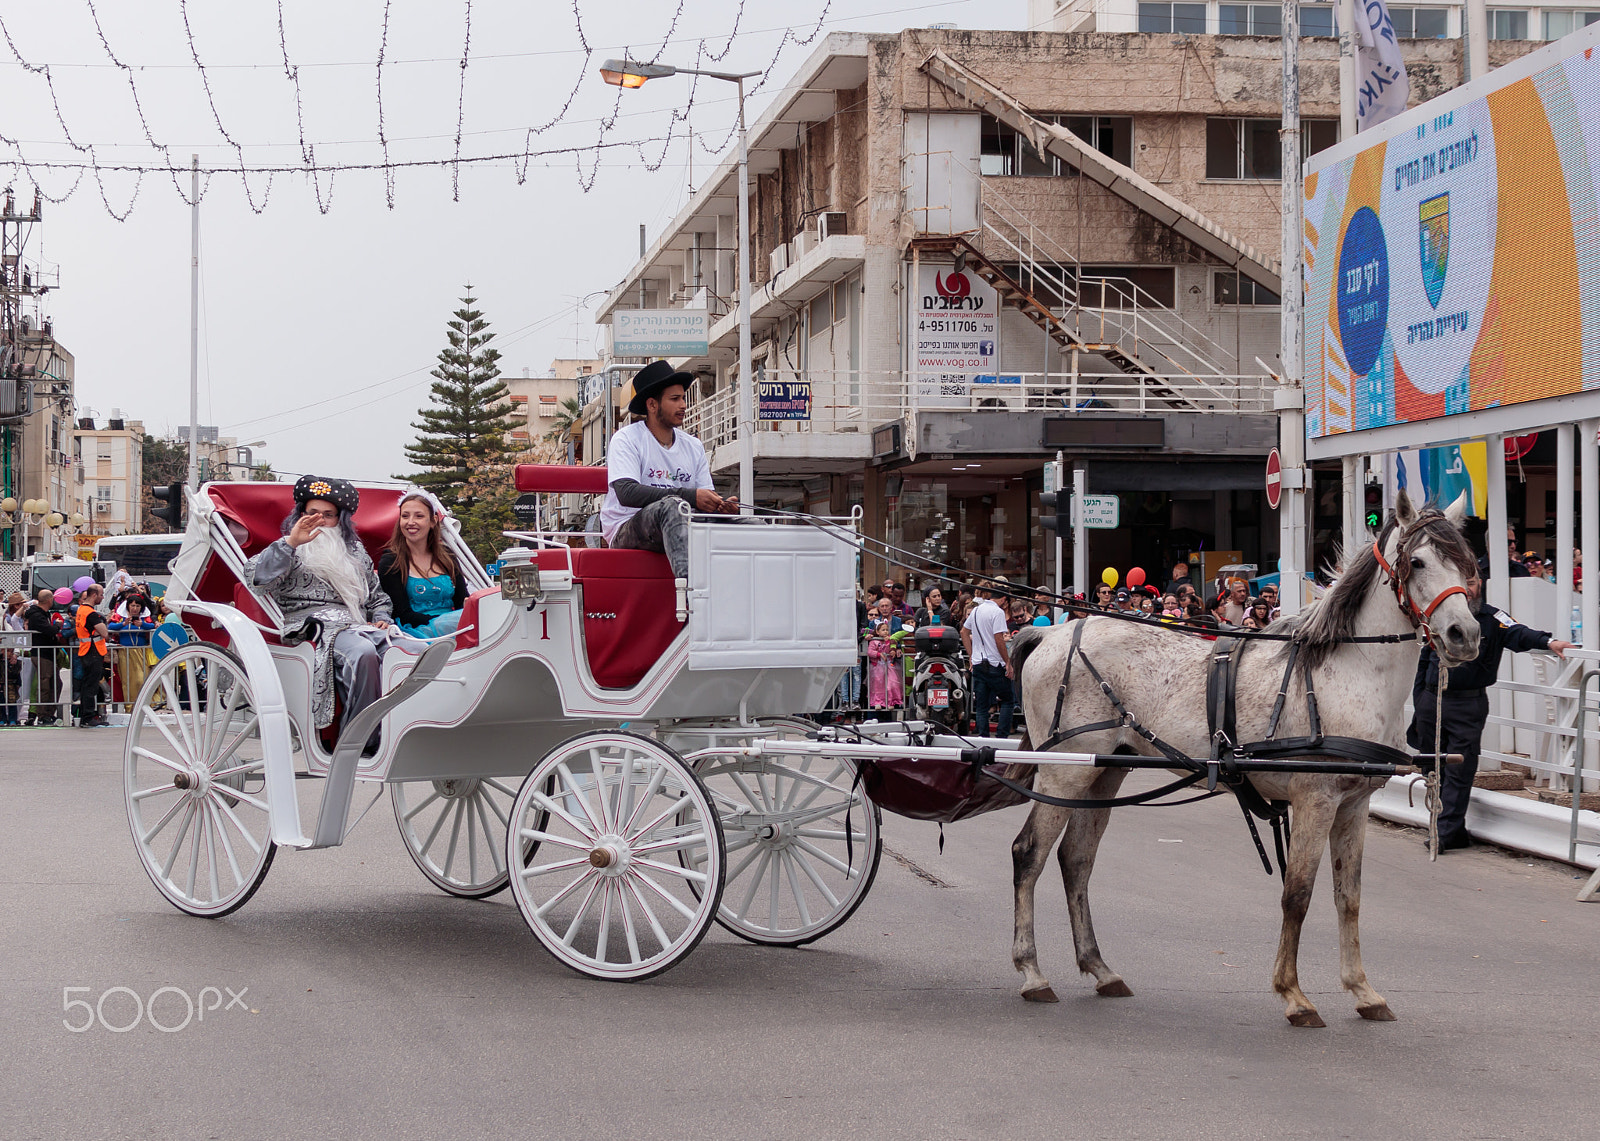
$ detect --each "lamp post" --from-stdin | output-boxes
[600,58,762,511]
[0,497,48,557]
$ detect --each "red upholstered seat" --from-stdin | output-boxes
[452,587,498,652]
[205,482,400,564]
[528,547,679,689]
[515,464,610,494]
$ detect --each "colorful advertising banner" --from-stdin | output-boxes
[1304,26,1600,440]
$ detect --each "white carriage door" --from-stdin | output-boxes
[902,112,980,235]
[687,520,857,669]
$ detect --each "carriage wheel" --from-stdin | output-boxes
[690,744,881,947]
[507,732,724,981]
[124,643,275,918]
[391,777,527,899]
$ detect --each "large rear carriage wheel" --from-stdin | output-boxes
[507,732,725,981]
[124,643,275,917]
[391,777,522,899]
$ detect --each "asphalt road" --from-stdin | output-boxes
[4,727,1600,1140]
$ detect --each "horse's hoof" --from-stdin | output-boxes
[1357,1002,1397,1022]
[1095,979,1134,997]
[1021,986,1059,1003]
[1287,1010,1327,1028]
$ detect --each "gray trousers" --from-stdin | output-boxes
[332,627,386,733]
[611,498,690,578]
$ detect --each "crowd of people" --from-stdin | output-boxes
[836,562,1288,732]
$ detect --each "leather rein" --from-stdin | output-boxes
[1370,523,1470,642]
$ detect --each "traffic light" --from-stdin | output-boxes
[1363,485,1383,533]
[1040,489,1069,536]
[151,481,185,532]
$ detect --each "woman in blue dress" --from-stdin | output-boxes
[377,494,467,639]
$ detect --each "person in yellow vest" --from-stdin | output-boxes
[73,584,111,727]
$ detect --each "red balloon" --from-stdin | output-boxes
[1127,567,1146,588]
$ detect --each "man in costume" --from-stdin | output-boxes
[244,476,392,750]
[600,359,739,579]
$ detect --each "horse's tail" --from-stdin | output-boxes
[1009,625,1047,684]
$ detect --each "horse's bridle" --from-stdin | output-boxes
[1371,524,1469,637]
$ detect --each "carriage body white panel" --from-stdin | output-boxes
[686,518,857,670]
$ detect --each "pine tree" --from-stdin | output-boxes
[398,292,519,510]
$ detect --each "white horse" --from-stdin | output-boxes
[1008,491,1481,1026]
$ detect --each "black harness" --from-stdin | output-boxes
[988,618,1416,877]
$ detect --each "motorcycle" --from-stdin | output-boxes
[908,622,967,728]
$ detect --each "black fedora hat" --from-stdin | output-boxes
[627,359,695,416]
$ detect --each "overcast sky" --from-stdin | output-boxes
[0,0,1024,483]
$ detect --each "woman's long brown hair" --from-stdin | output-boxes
[386,493,458,582]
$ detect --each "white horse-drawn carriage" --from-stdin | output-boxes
[125,466,1476,1023]
[123,466,887,979]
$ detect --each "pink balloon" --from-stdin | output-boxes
[53,587,74,604]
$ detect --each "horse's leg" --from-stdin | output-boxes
[1012,802,1072,1002]
[1058,767,1133,997]
[1330,791,1394,1021]
[1272,791,1339,1027]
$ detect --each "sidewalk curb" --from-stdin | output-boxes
[1370,776,1600,869]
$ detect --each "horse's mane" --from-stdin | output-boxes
[1271,506,1477,672]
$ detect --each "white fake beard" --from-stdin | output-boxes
[296,527,369,622]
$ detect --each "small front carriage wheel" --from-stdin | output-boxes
[507,732,725,981]
[124,642,275,917]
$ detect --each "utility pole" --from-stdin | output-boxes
[187,154,201,490]
[1278,0,1308,615]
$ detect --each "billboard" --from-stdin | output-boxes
[611,309,709,356]
[910,266,999,409]
[1303,25,1600,439]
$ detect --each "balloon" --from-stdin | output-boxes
[1127,567,1146,588]
[72,575,95,593]
[53,587,73,605]
[1101,567,1118,588]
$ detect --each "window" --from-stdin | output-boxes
[980,115,1133,177]
[1299,3,1335,36]
[1205,118,1338,179]
[1214,271,1281,305]
[1219,4,1281,35]
[1545,9,1600,38]
[1138,2,1207,32]
[1489,9,1529,38]
[537,395,558,417]
[1388,6,1449,37]
[1077,267,1176,309]
[95,485,113,501]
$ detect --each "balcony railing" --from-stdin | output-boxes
[683,368,1275,454]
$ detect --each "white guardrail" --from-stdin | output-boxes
[683,369,1277,454]
[1370,649,1600,897]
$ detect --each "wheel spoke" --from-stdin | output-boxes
[532,790,597,842]
[160,800,196,879]
[788,847,841,909]
[478,787,510,829]
[484,777,520,799]
[723,840,765,886]
[402,789,443,823]
[214,795,264,856]
[616,878,642,964]
[142,712,193,767]
[768,848,780,932]
[594,879,613,963]
[782,851,813,929]
[533,867,594,915]
[185,799,202,899]
[518,855,589,880]
[141,794,189,846]
[627,792,691,845]
[207,714,261,774]
[209,757,265,781]
[555,760,603,834]
[132,783,182,803]
[517,828,590,853]
[632,868,699,922]
[632,856,707,883]
[203,802,222,902]
[622,877,670,950]
[417,794,454,857]
[472,793,505,875]
[164,671,200,763]
[793,837,859,878]
[795,828,868,843]
[442,799,465,882]
[560,877,603,946]
[734,850,771,919]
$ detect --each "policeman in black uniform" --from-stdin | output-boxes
[1409,577,1572,850]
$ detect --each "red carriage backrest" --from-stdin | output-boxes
[515,464,610,494]
[204,482,402,563]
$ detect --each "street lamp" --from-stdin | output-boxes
[600,58,762,511]
[0,497,48,556]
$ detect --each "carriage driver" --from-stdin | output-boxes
[244,476,393,753]
[599,359,739,580]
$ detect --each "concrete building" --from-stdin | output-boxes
[173,426,257,483]
[1029,0,1600,42]
[504,359,596,461]
[4,330,79,557]
[73,413,145,537]
[594,26,1538,590]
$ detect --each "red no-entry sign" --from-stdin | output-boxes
[1265,448,1282,510]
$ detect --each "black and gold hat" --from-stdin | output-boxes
[293,474,359,517]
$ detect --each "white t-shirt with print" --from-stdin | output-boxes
[599,421,713,542]
[964,597,1009,667]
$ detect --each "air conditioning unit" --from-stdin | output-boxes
[791,230,819,262]
[818,211,848,240]
[94,499,111,514]
[768,244,789,278]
